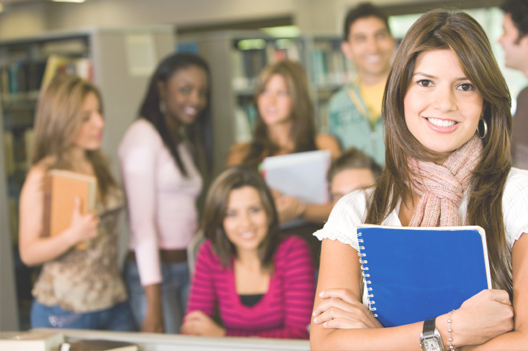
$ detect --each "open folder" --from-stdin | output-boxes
[357,224,491,327]
[259,150,331,204]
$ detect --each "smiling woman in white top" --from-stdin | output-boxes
[119,52,210,334]
[311,9,528,351]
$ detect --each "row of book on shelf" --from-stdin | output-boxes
[233,95,331,144]
[0,55,93,104]
[309,41,354,86]
[3,128,34,242]
[229,38,353,91]
[3,129,34,176]
[1,54,93,242]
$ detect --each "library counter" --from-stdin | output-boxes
[33,328,310,351]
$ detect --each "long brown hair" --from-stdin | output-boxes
[366,10,513,296]
[201,166,281,268]
[243,60,317,168]
[32,74,117,200]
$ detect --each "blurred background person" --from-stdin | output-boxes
[328,2,396,166]
[182,166,315,338]
[226,60,340,265]
[119,52,211,333]
[499,0,528,169]
[327,147,381,205]
[18,74,134,331]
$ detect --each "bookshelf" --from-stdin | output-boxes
[178,31,353,176]
[0,26,175,330]
[0,105,19,332]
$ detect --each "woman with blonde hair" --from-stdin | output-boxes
[19,74,134,330]
[227,60,341,264]
[311,9,528,350]
[227,60,340,169]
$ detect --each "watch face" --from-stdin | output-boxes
[423,338,442,351]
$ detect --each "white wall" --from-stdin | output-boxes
[0,0,431,40]
[0,2,48,39]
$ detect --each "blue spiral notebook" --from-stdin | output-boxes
[357,225,491,327]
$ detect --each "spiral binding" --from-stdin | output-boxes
[358,231,378,317]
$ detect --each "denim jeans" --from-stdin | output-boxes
[31,300,136,331]
[124,260,190,334]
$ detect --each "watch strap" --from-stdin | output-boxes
[423,317,436,336]
[421,317,445,351]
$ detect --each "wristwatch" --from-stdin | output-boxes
[420,317,445,351]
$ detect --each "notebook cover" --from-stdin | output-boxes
[42,170,96,250]
[59,338,138,351]
[0,330,64,351]
[357,225,491,327]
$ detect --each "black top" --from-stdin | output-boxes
[239,293,264,307]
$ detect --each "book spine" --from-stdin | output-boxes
[41,174,52,238]
[357,231,378,318]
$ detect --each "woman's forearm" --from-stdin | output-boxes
[459,330,527,351]
[302,203,334,224]
[311,322,424,351]
[20,228,78,266]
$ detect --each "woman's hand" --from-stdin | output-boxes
[68,197,99,246]
[181,311,226,337]
[272,190,307,224]
[312,288,382,329]
[142,284,164,333]
[450,289,514,347]
[141,310,164,333]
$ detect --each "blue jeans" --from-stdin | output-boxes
[124,260,190,334]
[31,300,136,331]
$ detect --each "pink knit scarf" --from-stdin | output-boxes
[407,135,483,227]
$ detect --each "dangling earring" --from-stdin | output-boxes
[477,118,488,139]
[159,99,167,115]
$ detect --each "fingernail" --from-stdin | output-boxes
[323,322,327,328]
[313,317,318,323]
[319,291,324,297]
[312,311,316,317]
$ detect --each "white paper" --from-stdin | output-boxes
[261,150,331,204]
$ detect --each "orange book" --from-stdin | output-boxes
[42,170,97,250]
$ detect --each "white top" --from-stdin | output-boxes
[316,167,528,249]
[119,119,202,286]
[315,167,528,303]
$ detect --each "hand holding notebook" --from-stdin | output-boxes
[260,150,331,204]
[67,196,99,248]
[357,225,491,327]
[42,170,98,249]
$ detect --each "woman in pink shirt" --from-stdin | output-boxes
[119,52,210,333]
[182,166,315,339]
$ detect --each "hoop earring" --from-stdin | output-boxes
[477,118,488,139]
[159,100,167,115]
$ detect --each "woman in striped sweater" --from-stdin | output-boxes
[181,166,315,339]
